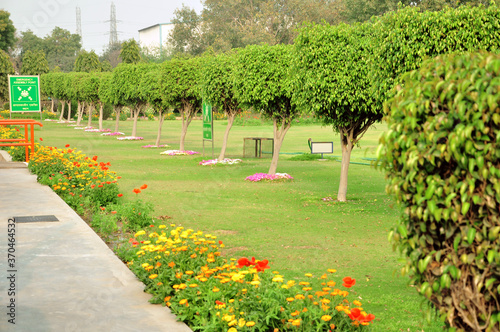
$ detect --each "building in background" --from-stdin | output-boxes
[138,23,173,56]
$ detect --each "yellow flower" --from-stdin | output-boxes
[227,328,237,332]
[238,318,246,327]
[250,280,260,286]
[291,319,301,327]
[286,297,294,302]
[321,315,332,322]
[135,230,146,237]
[305,273,313,277]
[212,287,220,292]
[272,276,284,283]
[246,321,255,327]
[328,269,337,273]
[159,225,166,229]
[149,274,158,279]
[189,284,198,288]
[179,299,188,305]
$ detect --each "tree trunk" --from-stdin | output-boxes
[59,101,65,121]
[337,128,354,202]
[87,103,93,128]
[179,104,196,151]
[67,101,71,121]
[218,112,235,160]
[155,110,164,147]
[268,118,291,175]
[114,106,121,133]
[76,102,82,126]
[131,106,140,137]
[98,102,103,131]
[51,99,55,113]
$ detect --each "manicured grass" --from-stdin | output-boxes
[34,119,443,331]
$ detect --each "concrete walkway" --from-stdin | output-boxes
[0,156,192,331]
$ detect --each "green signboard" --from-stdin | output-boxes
[8,75,41,112]
[202,101,213,140]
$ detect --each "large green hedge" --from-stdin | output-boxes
[378,51,500,331]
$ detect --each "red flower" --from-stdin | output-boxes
[342,277,356,288]
[149,224,154,227]
[348,308,375,324]
[92,156,98,161]
[133,188,141,194]
[255,259,270,272]
[39,137,43,141]
[111,211,117,214]
[117,193,123,197]
[140,184,148,190]
[65,144,70,147]
[67,149,72,153]
[219,240,223,245]
[215,300,225,305]
[128,238,139,246]
[348,308,361,320]
[100,207,105,211]
[237,257,256,268]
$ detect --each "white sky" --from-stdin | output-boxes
[1,0,204,54]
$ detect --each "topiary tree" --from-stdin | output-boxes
[98,71,117,130]
[68,71,88,126]
[162,57,203,151]
[111,63,149,137]
[20,50,49,75]
[294,22,380,201]
[80,71,101,128]
[120,39,141,64]
[377,52,500,331]
[51,72,72,121]
[234,43,299,175]
[201,50,242,160]
[0,50,14,102]
[371,4,500,104]
[139,63,168,147]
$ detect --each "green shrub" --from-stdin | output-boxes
[377,52,500,331]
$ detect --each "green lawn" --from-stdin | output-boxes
[33,119,444,331]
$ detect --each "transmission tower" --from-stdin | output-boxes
[76,6,82,43]
[109,2,118,47]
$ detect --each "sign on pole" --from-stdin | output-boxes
[202,101,213,140]
[8,75,41,113]
[202,101,214,157]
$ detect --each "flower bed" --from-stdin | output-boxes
[199,158,242,166]
[117,136,144,141]
[85,128,112,133]
[246,173,293,182]
[142,144,169,148]
[160,150,199,156]
[117,223,375,331]
[101,132,125,136]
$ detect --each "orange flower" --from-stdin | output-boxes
[39,137,43,141]
[117,193,123,197]
[342,277,356,288]
[133,188,141,194]
[65,144,70,147]
[140,184,148,189]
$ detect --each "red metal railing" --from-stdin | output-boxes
[0,119,43,162]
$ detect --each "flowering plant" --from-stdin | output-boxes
[142,144,169,148]
[117,136,144,141]
[101,132,125,136]
[245,173,293,182]
[117,223,375,331]
[199,158,242,166]
[85,128,112,132]
[160,150,199,156]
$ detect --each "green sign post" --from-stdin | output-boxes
[8,75,42,114]
[202,101,214,157]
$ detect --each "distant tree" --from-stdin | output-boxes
[99,42,122,68]
[169,5,205,56]
[18,30,44,58]
[161,57,203,151]
[0,50,14,102]
[45,27,82,72]
[233,44,299,175]
[20,50,49,75]
[120,39,141,64]
[101,60,112,72]
[0,10,16,52]
[201,50,241,160]
[74,50,102,72]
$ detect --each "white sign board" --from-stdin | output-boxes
[311,142,333,154]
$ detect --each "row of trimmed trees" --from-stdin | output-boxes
[41,4,500,202]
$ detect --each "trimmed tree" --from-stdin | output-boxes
[371,4,500,104]
[74,50,102,73]
[139,64,168,147]
[378,51,500,331]
[294,22,381,202]
[111,63,149,137]
[233,44,299,175]
[161,57,203,151]
[201,50,241,160]
[98,71,118,131]
[69,72,89,126]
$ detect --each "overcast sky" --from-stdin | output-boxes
[1,0,203,54]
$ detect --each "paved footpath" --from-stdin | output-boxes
[0,158,192,332]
